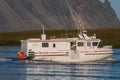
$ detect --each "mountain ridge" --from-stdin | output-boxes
[0,0,120,32]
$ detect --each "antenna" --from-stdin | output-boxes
[66,0,74,19]
[65,29,68,38]
[41,24,45,34]
[66,0,85,31]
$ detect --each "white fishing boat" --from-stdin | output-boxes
[18,21,114,63]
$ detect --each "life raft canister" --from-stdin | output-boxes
[17,51,25,59]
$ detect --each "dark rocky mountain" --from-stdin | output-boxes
[0,0,120,31]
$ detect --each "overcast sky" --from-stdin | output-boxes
[101,0,120,19]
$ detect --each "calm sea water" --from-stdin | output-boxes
[0,46,120,80]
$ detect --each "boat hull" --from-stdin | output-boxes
[30,51,114,63]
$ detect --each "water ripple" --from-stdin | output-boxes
[0,47,120,80]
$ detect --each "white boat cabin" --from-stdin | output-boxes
[21,31,101,57]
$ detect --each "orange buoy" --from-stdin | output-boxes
[17,51,25,59]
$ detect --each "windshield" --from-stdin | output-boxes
[93,42,98,46]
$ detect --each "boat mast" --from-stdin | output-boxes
[78,20,88,39]
[78,20,86,32]
[66,0,88,39]
[66,0,74,21]
[66,0,86,33]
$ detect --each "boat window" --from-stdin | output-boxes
[53,44,56,48]
[71,42,76,50]
[71,42,76,47]
[78,42,84,47]
[42,43,49,47]
[87,42,91,47]
[93,42,98,46]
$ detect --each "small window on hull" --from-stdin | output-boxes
[78,42,84,47]
[87,42,91,47]
[42,43,49,47]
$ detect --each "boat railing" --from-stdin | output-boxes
[103,45,113,49]
[60,34,76,38]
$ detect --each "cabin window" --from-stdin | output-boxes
[78,42,84,47]
[71,42,76,50]
[42,43,49,47]
[93,42,98,46]
[53,44,56,48]
[87,42,91,47]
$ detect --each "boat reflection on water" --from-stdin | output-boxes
[20,60,115,80]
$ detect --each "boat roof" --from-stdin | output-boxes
[25,37,101,42]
